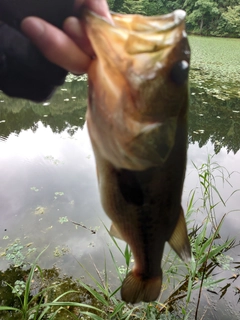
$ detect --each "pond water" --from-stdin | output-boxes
[0,36,240,319]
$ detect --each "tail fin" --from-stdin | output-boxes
[121,270,162,304]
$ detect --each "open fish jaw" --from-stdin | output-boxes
[85,10,188,67]
[110,10,186,31]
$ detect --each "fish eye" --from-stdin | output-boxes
[170,60,189,85]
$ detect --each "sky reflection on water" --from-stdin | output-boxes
[0,118,239,273]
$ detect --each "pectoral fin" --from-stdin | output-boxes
[168,208,191,262]
[110,223,124,240]
[128,117,178,167]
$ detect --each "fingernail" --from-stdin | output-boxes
[64,17,82,35]
[21,17,45,38]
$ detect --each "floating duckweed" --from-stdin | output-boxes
[34,206,46,215]
[12,280,26,296]
[216,254,234,271]
[58,216,68,224]
[45,155,63,165]
[53,246,69,257]
[118,265,127,274]
[30,186,39,192]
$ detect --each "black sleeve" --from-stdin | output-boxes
[0,0,75,102]
[0,0,75,30]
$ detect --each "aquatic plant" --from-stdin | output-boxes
[159,154,239,318]
[4,241,36,268]
[189,36,240,99]
[0,247,106,320]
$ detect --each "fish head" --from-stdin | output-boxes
[85,10,190,170]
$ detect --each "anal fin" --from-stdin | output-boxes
[110,223,124,240]
[168,207,191,262]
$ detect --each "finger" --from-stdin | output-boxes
[75,0,113,23]
[63,17,94,57]
[21,17,91,74]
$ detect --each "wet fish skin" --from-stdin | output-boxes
[84,10,191,303]
[92,141,190,303]
[85,10,190,171]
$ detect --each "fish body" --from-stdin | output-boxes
[84,10,191,304]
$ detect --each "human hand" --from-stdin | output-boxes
[21,0,112,74]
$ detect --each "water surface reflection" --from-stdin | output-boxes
[0,77,239,319]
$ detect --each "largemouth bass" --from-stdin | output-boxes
[84,10,191,304]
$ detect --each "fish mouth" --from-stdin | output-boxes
[109,10,186,53]
[84,9,186,47]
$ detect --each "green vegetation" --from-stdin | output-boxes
[107,0,240,37]
[187,36,240,155]
[189,36,240,92]
[1,155,239,319]
[0,247,105,320]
